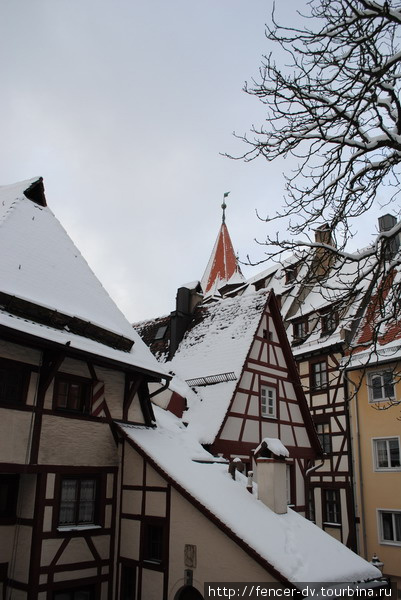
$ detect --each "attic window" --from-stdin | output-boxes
[154,325,168,340]
[285,267,297,284]
[293,319,307,342]
[263,329,272,341]
[321,312,338,336]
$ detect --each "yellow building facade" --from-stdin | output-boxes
[346,359,401,593]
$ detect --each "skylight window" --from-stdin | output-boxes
[154,325,168,340]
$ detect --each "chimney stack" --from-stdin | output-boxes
[254,438,289,515]
[169,283,203,359]
[378,214,400,261]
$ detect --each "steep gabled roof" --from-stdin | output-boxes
[163,290,269,442]
[0,177,166,377]
[117,407,380,585]
[200,222,245,296]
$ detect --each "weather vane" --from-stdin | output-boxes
[222,191,230,224]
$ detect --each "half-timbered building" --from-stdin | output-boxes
[114,405,381,599]
[135,214,372,550]
[0,178,167,600]
[136,287,324,516]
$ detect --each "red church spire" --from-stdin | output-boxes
[200,194,245,297]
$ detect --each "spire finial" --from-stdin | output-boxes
[222,191,230,224]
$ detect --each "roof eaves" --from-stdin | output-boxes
[116,421,293,586]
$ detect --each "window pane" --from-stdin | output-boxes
[383,372,394,398]
[59,480,78,525]
[389,439,400,468]
[76,592,93,600]
[382,512,393,540]
[56,381,69,408]
[372,376,383,400]
[68,384,81,411]
[148,524,163,561]
[376,440,388,468]
[394,513,401,542]
[78,480,96,524]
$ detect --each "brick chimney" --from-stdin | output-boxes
[312,225,336,279]
[169,283,203,359]
[378,214,400,261]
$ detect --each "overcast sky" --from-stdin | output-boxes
[0,1,382,322]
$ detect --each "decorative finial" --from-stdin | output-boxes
[222,191,230,224]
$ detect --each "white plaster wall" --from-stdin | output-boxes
[0,409,33,463]
[168,488,277,600]
[219,417,242,440]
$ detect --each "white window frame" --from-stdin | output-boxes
[372,437,401,471]
[368,370,395,403]
[260,385,277,419]
[377,509,401,546]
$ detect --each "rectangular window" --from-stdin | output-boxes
[154,325,168,340]
[120,565,136,600]
[54,586,95,600]
[323,489,341,524]
[311,361,328,391]
[379,511,401,544]
[285,267,297,285]
[0,359,28,406]
[316,422,331,454]
[58,477,98,527]
[260,385,276,418]
[369,371,395,402]
[293,320,307,341]
[54,375,91,413]
[0,475,19,524]
[373,438,400,470]
[142,521,165,563]
[321,312,338,335]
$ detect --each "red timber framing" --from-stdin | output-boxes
[211,293,321,514]
[297,347,357,550]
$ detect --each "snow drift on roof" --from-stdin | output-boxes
[118,407,380,585]
[168,290,268,380]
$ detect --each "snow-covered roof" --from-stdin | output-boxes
[118,407,380,585]
[164,290,269,443]
[0,177,166,377]
[343,339,401,370]
[168,290,268,380]
[0,178,134,339]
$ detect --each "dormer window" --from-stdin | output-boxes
[285,266,297,285]
[321,311,338,335]
[293,319,308,342]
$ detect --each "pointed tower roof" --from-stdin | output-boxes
[200,195,245,296]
